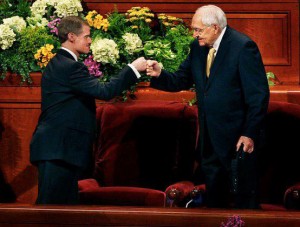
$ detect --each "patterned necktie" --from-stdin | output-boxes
[206,47,216,77]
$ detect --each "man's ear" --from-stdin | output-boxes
[213,24,221,34]
[68,32,76,42]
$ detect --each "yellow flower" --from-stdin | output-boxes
[146,13,154,18]
[34,44,56,68]
[45,44,54,51]
[141,7,150,12]
[34,52,40,60]
[129,17,138,22]
[86,11,110,31]
[101,19,109,31]
[131,7,141,10]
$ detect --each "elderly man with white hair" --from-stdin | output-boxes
[147,5,270,209]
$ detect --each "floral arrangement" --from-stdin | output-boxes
[0,0,193,86]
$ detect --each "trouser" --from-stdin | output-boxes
[200,124,259,209]
[36,160,82,205]
[201,141,231,208]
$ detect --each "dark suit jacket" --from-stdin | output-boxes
[151,26,270,166]
[30,49,138,168]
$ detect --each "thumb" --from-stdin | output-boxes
[236,141,243,152]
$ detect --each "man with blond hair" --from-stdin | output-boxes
[30,16,147,204]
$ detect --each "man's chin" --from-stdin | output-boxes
[80,49,90,55]
[198,41,206,46]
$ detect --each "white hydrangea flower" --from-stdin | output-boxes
[91,38,119,64]
[55,0,83,17]
[3,16,26,33]
[30,0,48,16]
[48,0,59,6]
[122,33,143,55]
[26,14,49,28]
[0,24,16,50]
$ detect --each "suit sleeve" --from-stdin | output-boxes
[69,62,138,100]
[239,40,270,139]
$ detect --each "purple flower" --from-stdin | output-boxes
[48,17,61,36]
[83,55,103,77]
[220,215,245,227]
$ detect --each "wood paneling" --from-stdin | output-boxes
[83,0,299,85]
[0,103,40,204]
[1,204,300,226]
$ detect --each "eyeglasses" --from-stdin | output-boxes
[192,26,209,34]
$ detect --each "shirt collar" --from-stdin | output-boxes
[212,26,227,54]
[60,47,78,61]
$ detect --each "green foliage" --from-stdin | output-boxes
[0,0,31,22]
[266,71,277,86]
[0,48,31,83]
[143,25,193,74]
[165,25,194,70]
[105,12,131,39]
[19,26,59,56]
[0,26,60,82]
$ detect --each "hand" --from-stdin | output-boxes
[131,57,147,72]
[146,60,162,77]
[236,136,254,153]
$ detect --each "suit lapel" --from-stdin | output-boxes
[196,44,209,87]
[206,26,232,89]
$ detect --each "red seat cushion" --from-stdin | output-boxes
[79,186,166,207]
[78,178,100,191]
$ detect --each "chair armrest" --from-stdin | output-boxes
[165,181,194,207]
[78,178,101,192]
[284,183,300,209]
[185,184,206,208]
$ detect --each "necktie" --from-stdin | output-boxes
[206,47,216,77]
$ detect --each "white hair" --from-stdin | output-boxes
[195,5,227,29]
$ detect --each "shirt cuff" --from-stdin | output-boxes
[128,64,141,79]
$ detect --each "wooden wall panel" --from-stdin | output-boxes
[228,13,289,66]
[83,0,299,85]
[0,103,40,204]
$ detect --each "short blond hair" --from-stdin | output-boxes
[57,16,89,43]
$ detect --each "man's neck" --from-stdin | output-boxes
[61,45,78,61]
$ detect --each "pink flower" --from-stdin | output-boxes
[83,55,103,77]
[48,17,61,36]
[220,215,245,227]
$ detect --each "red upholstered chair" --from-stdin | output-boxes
[259,101,300,210]
[164,101,300,210]
[79,100,300,209]
[78,100,198,207]
[284,183,300,210]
